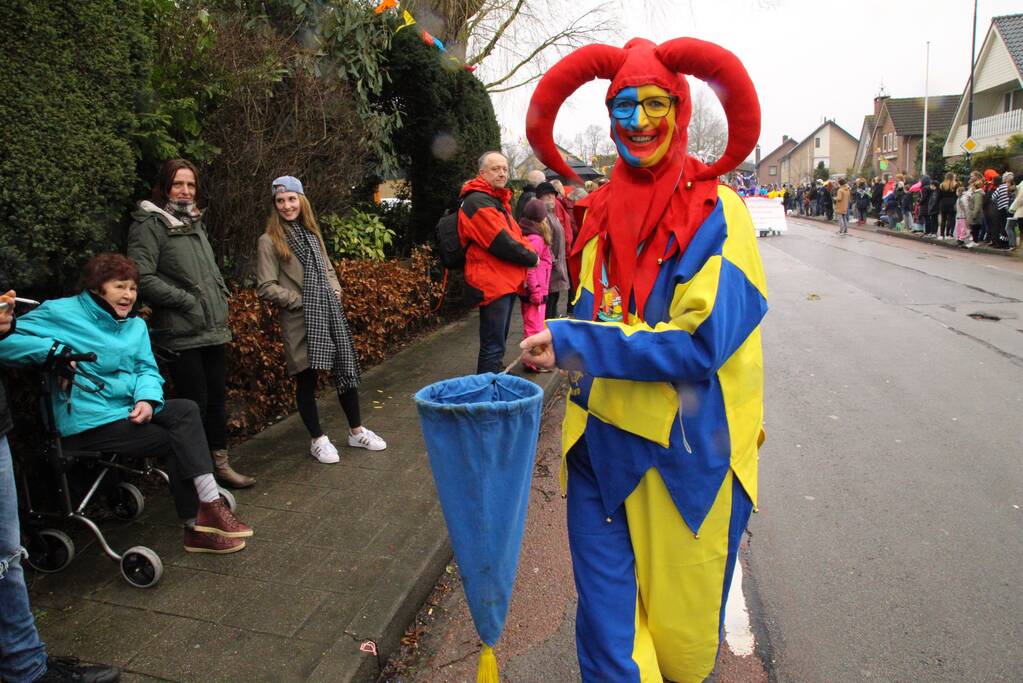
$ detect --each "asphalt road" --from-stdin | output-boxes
[386,218,1023,682]
[751,218,1023,682]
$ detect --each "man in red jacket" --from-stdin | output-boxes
[458,151,539,373]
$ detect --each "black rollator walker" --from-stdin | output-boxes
[17,346,236,588]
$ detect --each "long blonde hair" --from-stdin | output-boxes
[939,172,959,192]
[538,217,552,246]
[264,193,326,262]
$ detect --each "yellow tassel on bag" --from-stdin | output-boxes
[476,644,499,683]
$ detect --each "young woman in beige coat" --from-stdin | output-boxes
[255,176,386,463]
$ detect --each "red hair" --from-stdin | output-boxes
[80,253,139,291]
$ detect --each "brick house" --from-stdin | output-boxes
[869,94,959,178]
[755,136,797,187]
[778,120,859,185]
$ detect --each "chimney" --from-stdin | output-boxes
[873,94,889,118]
[755,144,761,168]
[782,135,790,143]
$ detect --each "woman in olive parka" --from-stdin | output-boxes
[127,159,254,489]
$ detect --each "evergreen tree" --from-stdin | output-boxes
[384,28,501,250]
[0,0,148,292]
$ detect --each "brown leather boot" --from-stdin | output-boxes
[212,449,255,489]
[194,499,253,538]
[184,527,246,554]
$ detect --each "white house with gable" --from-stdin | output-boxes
[944,13,1023,159]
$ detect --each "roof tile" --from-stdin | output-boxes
[884,95,960,136]
[993,13,1023,76]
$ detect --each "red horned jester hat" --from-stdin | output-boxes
[526,37,760,320]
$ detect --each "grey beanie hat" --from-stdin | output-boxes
[271,175,304,196]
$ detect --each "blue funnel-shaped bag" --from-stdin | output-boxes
[414,373,544,681]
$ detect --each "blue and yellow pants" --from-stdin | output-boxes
[567,440,752,682]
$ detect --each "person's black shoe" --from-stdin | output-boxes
[37,656,120,682]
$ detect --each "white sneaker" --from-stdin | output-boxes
[348,428,387,451]
[310,435,340,463]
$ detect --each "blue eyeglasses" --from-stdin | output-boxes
[607,96,677,120]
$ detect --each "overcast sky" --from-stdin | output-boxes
[487,0,1022,161]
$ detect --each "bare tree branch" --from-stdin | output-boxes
[482,29,573,89]
[467,0,527,66]
[404,0,615,93]
[687,89,727,162]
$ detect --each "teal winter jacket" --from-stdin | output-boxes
[0,292,164,437]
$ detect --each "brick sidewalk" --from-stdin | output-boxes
[26,310,561,682]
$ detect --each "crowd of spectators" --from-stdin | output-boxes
[774,170,1020,250]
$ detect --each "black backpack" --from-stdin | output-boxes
[435,205,465,270]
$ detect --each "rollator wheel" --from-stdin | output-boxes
[110,482,145,520]
[218,487,237,512]
[25,529,75,573]
[120,546,163,588]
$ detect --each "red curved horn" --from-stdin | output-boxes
[655,38,760,181]
[526,44,625,184]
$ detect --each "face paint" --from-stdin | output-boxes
[608,84,676,168]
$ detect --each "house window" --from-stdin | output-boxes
[769,165,777,176]
[1005,89,1023,112]
[815,137,821,148]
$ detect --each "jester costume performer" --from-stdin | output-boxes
[523,38,767,682]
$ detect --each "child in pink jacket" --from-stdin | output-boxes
[518,199,553,342]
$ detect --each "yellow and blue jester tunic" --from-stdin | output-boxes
[546,185,767,683]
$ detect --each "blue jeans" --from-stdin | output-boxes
[0,435,48,683]
[476,293,517,374]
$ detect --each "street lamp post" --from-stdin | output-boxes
[922,41,930,177]
[966,0,978,167]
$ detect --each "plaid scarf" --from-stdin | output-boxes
[165,200,201,224]
[285,222,360,390]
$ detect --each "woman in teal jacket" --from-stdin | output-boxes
[0,254,253,554]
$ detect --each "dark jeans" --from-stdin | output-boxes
[477,293,517,374]
[294,368,361,438]
[546,291,561,320]
[167,344,226,451]
[61,399,211,519]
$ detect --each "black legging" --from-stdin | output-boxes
[940,210,955,236]
[295,368,361,439]
[167,344,227,451]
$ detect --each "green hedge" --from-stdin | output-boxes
[0,1,148,293]
[385,28,501,250]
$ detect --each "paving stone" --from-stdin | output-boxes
[220,581,329,638]
[127,619,326,682]
[247,508,323,547]
[245,480,331,513]
[302,509,384,552]
[39,602,178,669]
[91,567,262,622]
[294,551,393,595]
[230,538,314,585]
[120,673,172,682]
[293,591,368,644]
